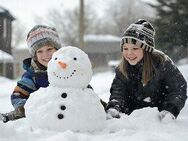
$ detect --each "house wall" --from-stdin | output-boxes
[84,41,120,53]
[0,7,15,79]
[84,41,121,73]
[0,61,15,79]
[87,52,120,73]
[12,48,30,77]
[0,17,12,54]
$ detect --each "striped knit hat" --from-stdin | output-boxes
[121,19,155,53]
[26,25,61,57]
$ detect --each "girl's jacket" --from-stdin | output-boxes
[107,57,187,118]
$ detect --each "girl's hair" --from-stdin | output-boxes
[118,50,166,85]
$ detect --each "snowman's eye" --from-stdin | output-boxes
[54,57,58,60]
[73,57,77,61]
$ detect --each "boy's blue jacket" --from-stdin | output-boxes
[11,58,49,108]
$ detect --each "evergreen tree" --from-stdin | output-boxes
[149,0,188,61]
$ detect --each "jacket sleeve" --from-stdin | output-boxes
[11,72,37,109]
[106,68,128,112]
[160,58,187,118]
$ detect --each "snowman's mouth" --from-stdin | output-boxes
[53,69,77,80]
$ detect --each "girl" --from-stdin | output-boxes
[106,19,187,121]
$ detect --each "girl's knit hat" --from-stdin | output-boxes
[26,25,61,57]
[121,19,155,53]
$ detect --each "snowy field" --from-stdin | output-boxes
[0,64,188,141]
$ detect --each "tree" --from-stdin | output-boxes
[35,4,99,47]
[102,0,155,36]
[148,0,188,61]
[34,0,155,46]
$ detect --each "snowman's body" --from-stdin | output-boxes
[25,46,106,132]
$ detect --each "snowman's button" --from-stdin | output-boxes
[60,105,66,110]
[61,93,67,98]
[57,114,64,119]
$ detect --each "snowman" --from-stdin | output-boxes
[25,46,106,132]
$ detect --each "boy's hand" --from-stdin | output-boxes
[0,106,25,123]
[0,113,9,123]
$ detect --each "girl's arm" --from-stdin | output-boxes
[160,58,187,118]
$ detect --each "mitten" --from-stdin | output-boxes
[106,108,120,119]
[0,113,9,123]
[0,106,25,123]
[159,110,175,123]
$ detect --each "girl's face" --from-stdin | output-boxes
[122,43,144,65]
[36,46,57,67]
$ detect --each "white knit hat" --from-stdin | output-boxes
[26,25,61,57]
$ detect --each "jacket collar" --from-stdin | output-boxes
[127,59,143,70]
[23,58,47,73]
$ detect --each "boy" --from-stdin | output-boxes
[0,25,62,123]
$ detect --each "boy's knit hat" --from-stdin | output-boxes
[121,19,155,53]
[26,25,61,57]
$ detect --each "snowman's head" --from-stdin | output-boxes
[47,46,93,88]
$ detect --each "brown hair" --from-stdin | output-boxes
[118,50,166,85]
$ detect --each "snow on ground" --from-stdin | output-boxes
[0,64,188,141]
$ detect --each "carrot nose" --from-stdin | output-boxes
[58,61,67,69]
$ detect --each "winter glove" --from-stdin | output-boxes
[0,113,9,123]
[106,108,121,120]
[106,99,122,119]
[0,106,25,123]
[159,110,175,123]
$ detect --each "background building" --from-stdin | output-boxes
[84,34,121,72]
[0,6,16,79]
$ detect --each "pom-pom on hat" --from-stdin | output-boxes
[26,25,61,57]
[121,19,155,53]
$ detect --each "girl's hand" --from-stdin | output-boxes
[159,110,175,123]
[106,108,120,120]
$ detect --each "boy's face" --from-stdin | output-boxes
[36,45,57,67]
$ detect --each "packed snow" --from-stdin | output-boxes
[0,50,13,61]
[0,64,188,141]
